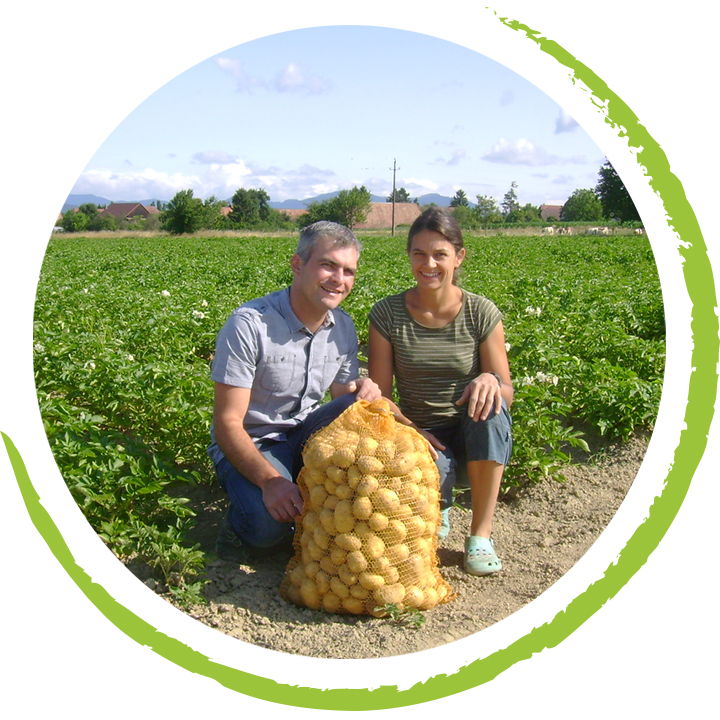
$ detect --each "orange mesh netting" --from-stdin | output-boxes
[280,398,453,616]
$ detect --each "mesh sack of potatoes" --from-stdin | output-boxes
[280,397,453,616]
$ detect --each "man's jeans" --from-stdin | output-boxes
[214,393,357,548]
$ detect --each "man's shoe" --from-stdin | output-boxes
[464,535,502,576]
[215,519,246,562]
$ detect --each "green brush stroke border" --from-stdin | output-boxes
[3,10,718,712]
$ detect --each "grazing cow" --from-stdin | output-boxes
[587,227,600,235]
[635,228,644,235]
[541,226,555,235]
[600,227,611,235]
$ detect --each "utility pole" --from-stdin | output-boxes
[390,158,400,236]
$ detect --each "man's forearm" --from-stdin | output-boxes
[215,418,282,488]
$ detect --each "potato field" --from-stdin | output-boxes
[33,232,664,602]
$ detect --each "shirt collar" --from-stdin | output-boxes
[279,287,335,334]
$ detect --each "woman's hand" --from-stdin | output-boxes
[456,372,502,422]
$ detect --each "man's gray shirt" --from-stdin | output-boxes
[208,287,359,466]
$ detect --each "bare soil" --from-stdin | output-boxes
[137,431,647,659]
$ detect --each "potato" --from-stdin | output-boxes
[325,465,346,484]
[395,503,413,521]
[313,526,330,550]
[285,583,302,606]
[332,446,356,469]
[398,481,420,504]
[385,543,410,565]
[368,511,389,532]
[323,495,340,511]
[401,553,425,585]
[314,569,331,594]
[376,439,397,461]
[385,519,408,544]
[373,583,405,606]
[307,539,324,561]
[324,478,338,495]
[385,453,417,477]
[309,485,328,508]
[346,550,368,574]
[334,500,355,533]
[304,561,321,579]
[403,585,424,608]
[364,535,385,560]
[357,455,385,475]
[322,591,342,614]
[419,586,439,610]
[290,564,306,587]
[358,572,385,591]
[299,578,322,610]
[356,475,380,497]
[319,508,336,534]
[357,436,379,457]
[395,432,415,454]
[342,596,365,615]
[352,496,373,520]
[338,565,357,587]
[335,483,353,500]
[404,516,426,540]
[350,584,370,600]
[302,511,320,532]
[346,465,363,489]
[329,546,347,566]
[335,533,362,552]
[330,576,350,599]
[353,521,372,538]
[371,557,399,585]
[372,488,400,515]
[319,556,338,576]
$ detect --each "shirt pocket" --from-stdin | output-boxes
[323,354,345,385]
[257,355,297,392]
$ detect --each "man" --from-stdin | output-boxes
[208,221,380,560]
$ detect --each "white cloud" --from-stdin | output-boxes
[214,57,266,93]
[403,178,440,194]
[192,151,237,165]
[483,138,559,166]
[552,174,575,185]
[71,162,254,201]
[273,63,332,95]
[482,139,586,167]
[555,109,579,134]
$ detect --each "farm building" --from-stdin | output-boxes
[355,202,421,230]
[540,203,564,221]
[275,202,421,230]
[100,203,161,220]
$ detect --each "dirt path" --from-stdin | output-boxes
[149,432,646,659]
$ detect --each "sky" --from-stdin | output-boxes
[71,25,605,207]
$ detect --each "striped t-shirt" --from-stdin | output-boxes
[369,288,502,428]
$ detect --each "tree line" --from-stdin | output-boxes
[439,160,642,230]
[58,159,640,235]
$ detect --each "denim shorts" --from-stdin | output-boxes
[428,399,513,509]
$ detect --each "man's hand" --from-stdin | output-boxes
[346,376,382,401]
[261,476,303,523]
[456,373,502,421]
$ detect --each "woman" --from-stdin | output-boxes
[368,207,513,576]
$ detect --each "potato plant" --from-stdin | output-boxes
[34,232,664,596]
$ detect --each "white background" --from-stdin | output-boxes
[1,1,717,717]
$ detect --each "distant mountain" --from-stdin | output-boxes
[416,193,452,207]
[270,191,388,210]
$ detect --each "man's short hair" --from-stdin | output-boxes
[295,221,363,262]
